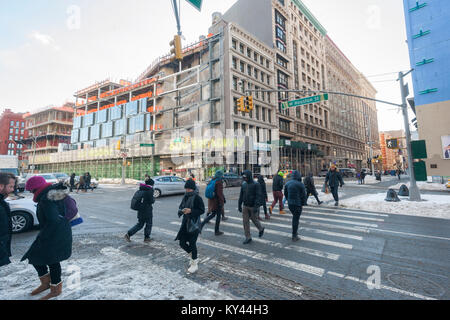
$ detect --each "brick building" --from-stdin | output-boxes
[0,108,28,160]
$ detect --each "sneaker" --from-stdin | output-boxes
[318,201,323,205]
[124,234,131,242]
[222,216,228,221]
[144,238,152,243]
[187,259,198,274]
[259,228,265,238]
[215,231,224,236]
[292,235,300,242]
[335,202,339,207]
[243,238,252,245]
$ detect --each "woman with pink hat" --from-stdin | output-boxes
[21,176,73,300]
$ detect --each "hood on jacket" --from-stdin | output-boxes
[242,170,253,182]
[308,173,313,178]
[45,183,69,202]
[214,170,224,180]
[140,183,153,191]
[292,170,302,182]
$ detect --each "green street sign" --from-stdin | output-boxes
[140,144,155,147]
[186,0,202,11]
[282,94,329,109]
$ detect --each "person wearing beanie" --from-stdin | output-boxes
[125,178,155,243]
[200,170,225,236]
[175,180,205,274]
[22,176,72,300]
[325,165,344,206]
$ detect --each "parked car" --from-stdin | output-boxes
[25,173,59,185]
[6,196,38,233]
[318,170,329,177]
[205,173,244,188]
[64,176,99,189]
[53,172,70,183]
[152,176,186,198]
[339,168,356,178]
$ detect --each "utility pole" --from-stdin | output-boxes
[399,70,421,201]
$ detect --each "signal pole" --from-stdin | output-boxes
[399,70,421,201]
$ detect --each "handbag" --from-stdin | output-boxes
[186,216,202,234]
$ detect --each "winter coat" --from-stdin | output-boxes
[272,174,284,192]
[325,170,344,188]
[208,179,224,213]
[85,174,91,185]
[303,173,317,194]
[137,184,155,220]
[0,194,12,267]
[257,176,268,201]
[284,171,307,207]
[70,175,75,185]
[21,184,72,266]
[238,171,263,210]
[175,192,205,240]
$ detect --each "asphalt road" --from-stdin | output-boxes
[10,181,450,300]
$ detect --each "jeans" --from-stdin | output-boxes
[33,263,62,285]
[259,201,268,216]
[179,233,199,260]
[242,206,263,239]
[330,186,339,202]
[288,205,302,237]
[271,191,284,210]
[128,213,153,238]
[202,207,222,233]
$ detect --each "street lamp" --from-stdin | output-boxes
[341,109,375,175]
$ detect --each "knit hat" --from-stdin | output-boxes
[214,170,224,179]
[184,179,196,190]
[25,176,47,192]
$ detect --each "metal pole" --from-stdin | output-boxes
[367,114,375,175]
[172,0,182,36]
[399,71,421,201]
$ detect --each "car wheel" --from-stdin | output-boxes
[11,212,32,233]
[154,189,161,198]
[223,180,228,188]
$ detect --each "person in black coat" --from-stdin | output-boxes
[284,171,307,241]
[303,173,323,205]
[125,178,155,243]
[325,165,344,206]
[0,173,15,267]
[257,175,270,220]
[175,179,205,274]
[69,173,76,192]
[23,176,73,300]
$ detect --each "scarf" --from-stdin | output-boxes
[33,183,53,203]
[180,191,196,210]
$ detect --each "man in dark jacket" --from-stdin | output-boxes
[270,170,285,215]
[303,173,323,206]
[325,165,344,206]
[0,173,15,267]
[201,171,225,236]
[238,170,265,244]
[125,178,155,243]
[176,179,205,274]
[23,176,73,300]
[284,171,307,242]
[257,175,270,220]
[69,173,76,192]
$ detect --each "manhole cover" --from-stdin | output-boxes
[387,273,445,298]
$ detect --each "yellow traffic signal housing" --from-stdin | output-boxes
[116,139,121,150]
[247,96,254,112]
[237,96,245,112]
[170,35,183,61]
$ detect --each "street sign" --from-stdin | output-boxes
[140,144,155,147]
[386,139,399,149]
[282,94,329,109]
[186,0,202,11]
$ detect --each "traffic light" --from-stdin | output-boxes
[237,96,245,112]
[246,96,254,112]
[116,139,121,150]
[170,35,183,61]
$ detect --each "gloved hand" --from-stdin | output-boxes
[238,206,242,213]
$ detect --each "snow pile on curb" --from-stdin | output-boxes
[99,178,140,185]
[0,246,235,300]
[345,175,397,185]
[340,193,450,219]
[390,181,448,192]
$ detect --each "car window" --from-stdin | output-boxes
[171,177,184,183]
[41,175,55,180]
[159,177,171,183]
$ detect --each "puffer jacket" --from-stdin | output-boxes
[284,171,307,207]
[272,173,284,192]
[238,171,263,209]
[137,183,155,220]
[0,194,12,267]
[21,184,72,266]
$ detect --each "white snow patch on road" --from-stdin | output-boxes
[0,247,235,300]
[340,193,450,219]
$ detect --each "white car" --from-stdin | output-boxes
[25,173,59,185]
[6,196,38,233]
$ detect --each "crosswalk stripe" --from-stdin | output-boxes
[267,202,389,217]
[303,210,385,222]
[226,216,364,241]
[156,226,325,277]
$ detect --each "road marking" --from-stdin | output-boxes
[303,210,385,222]
[226,216,364,241]
[366,227,450,241]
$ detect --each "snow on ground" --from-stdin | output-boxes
[268,190,344,205]
[0,246,235,300]
[340,193,450,219]
[98,178,140,186]
[345,175,398,185]
[390,181,449,192]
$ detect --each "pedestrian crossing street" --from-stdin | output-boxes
[157,203,436,300]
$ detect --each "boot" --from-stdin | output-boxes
[265,214,270,220]
[39,282,62,300]
[280,210,286,215]
[31,273,51,296]
[269,207,273,215]
[187,259,198,274]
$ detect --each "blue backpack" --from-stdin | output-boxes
[205,179,217,199]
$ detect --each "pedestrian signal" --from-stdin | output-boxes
[237,97,245,112]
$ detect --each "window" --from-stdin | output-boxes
[277,70,288,87]
[10,121,14,126]
[111,105,123,120]
[90,124,100,140]
[239,44,244,54]
[21,122,25,127]
[275,10,286,29]
[247,65,252,77]
[276,26,286,43]
[16,121,19,126]
[9,128,13,134]
[276,41,286,53]
[232,57,237,69]
[276,55,288,68]
[240,61,245,73]
[247,48,252,58]
[97,108,108,123]
[280,119,290,132]
[126,101,138,117]
[232,39,237,50]
[114,119,126,136]
[233,77,238,91]
[80,127,89,142]
[255,106,260,120]
[254,69,258,80]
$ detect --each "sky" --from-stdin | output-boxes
[0,0,415,132]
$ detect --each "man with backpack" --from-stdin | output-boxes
[125,178,155,243]
[238,170,265,245]
[200,171,225,236]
